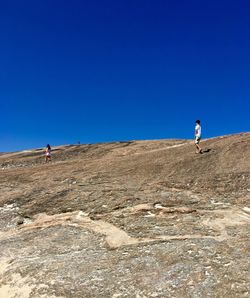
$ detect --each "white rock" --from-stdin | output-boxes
[144,211,155,218]
[112,294,122,298]
[154,204,163,209]
[242,207,250,214]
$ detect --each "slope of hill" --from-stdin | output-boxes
[0,133,249,297]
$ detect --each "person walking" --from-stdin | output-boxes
[195,120,202,154]
[45,144,52,162]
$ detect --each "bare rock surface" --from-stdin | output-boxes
[0,133,249,297]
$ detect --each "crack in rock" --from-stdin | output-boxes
[0,206,249,249]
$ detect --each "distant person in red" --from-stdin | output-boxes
[45,144,52,162]
[195,120,202,154]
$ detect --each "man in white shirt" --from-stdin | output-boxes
[195,120,202,154]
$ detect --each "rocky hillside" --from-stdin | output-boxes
[0,133,249,297]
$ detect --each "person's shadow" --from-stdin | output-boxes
[202,148,211,153]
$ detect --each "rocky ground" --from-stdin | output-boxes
[0,133,249,298]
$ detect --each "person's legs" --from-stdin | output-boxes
[195,144,201,153]
[45,154,51,162]
[195,138,202,153]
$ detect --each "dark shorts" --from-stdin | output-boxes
[195,137,201,144]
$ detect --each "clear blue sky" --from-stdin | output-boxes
[1,0,249,151]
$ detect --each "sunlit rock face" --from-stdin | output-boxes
[0,133,249,298]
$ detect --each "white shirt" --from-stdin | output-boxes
[195,124,201,138]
